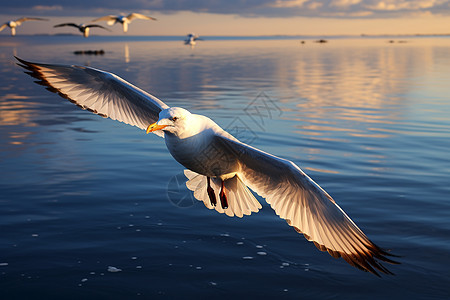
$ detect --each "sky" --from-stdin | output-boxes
[1,0,450,36]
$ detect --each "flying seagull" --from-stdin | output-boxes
[0,17,48,36]
[54,23,109,38]
[92,13,157,33]
[16,57,399,276]
[184,33,203,46]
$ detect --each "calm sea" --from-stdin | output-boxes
[1,35,449,299]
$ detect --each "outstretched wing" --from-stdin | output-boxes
[92,15,117,26]
[15,17,48,25]
[54,23,79,28]
[214,134,399,276]
[0,24,7,32]
[127,13,157,21]
[16,57,169,137]
[85,24,110,31]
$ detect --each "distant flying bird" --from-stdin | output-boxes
[16,57,399,276]
[0,17,48,36]
[54,23,109,38]
[184,33,202,46]
[92,13,157,33]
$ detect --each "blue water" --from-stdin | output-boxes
[1,35,450,299]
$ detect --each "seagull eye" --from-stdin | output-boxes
[171,117,178,122]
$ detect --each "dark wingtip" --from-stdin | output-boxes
[15,56,27,64]
[15,56,28,68]
[15,56,37,73]
[381,248,402,259]
[294,224,400,276]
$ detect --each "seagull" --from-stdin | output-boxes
[0,17,48,36]
[54,23,110,38]
[92,13,157,33]
[184,33,202,46]
[16,57,399,276]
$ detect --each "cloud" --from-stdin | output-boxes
[366,0,442,11]
[331,0,362,7]
[32,5,63,11]
[1,0,450,18]
[307,1,325,9]
[269,0,310,8]
[323,10,374,16]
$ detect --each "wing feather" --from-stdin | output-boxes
[86,24,108,29]
[15,17,48,25]
[127,13,157,21]
[214,134,398,275]
[16,57,169,137]
[54,23,79,28]
[92,15,116,23]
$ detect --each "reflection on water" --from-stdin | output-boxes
[124,43,130,63]
[1,36,450,299]
[0,95,34,125]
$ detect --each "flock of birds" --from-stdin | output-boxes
[1,13,155,37]
[1,13,202,43]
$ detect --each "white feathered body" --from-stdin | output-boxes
[164,114,240,179]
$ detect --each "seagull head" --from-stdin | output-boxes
[146,107,192,136]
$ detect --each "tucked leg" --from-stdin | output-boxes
[219,180,228,209]
[206,177,216,206]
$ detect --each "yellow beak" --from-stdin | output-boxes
[146,122,168,134]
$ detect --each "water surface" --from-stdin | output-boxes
[1,35,449,299]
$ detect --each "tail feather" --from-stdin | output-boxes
[184,170,262,218]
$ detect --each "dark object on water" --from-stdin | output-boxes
[315,39,328,43]
[73,50,105,55]
[388,40,408,44]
